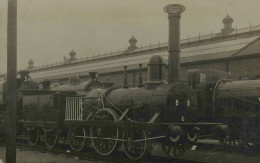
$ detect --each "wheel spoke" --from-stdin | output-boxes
[123,128,147,160]
[28,128,39,146]
[68,127,86,152]
[45,129,59,149]
[90,108,119,156]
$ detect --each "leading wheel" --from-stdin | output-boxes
[90,108,119,156]
[123,128,147,160]
[28,128,39,146]
[68,127,87,152]
[45,129,59,149]
[161,143,187,157]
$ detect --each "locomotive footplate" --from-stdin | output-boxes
[23,121,59,128]
[64,120,222,130]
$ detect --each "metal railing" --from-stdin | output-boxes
[9,24,260,73]
[65,97,83,120]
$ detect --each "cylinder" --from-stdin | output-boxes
[164,4,185,83]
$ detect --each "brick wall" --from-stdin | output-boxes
[230,57,260,80]
[96,61,227,87]
[82,57,259,87]
[180,61,227,81]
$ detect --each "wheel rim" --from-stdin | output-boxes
[45,129,59,149]
[90,109,119,155]
[123,128,147,160]
[187,128,199,142]
[68,127,86,152]
[161,143,186,157]
[28,128,39,146]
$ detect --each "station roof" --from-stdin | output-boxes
[29,35,260,81]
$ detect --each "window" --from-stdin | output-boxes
[188,73,196,88]
[200,73,207,83]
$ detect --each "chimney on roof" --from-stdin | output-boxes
[221,13,235,35]
[69,49,76,61]
[27,59,34,70]
[128,36,137,50]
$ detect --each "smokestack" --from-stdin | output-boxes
[138,64,143,86]
[164,4,185,83]
[123,66,128,87]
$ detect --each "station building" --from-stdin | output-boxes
[3,14,259,86]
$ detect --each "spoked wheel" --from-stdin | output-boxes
[161,143,187,157]
[68,127,87,152]
[45,129,60,149]
[123,128,147,160]
[90,108,119,156]
[28,128,39,146]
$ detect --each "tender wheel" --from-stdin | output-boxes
[161,143,187,157]
[123,128,147,160]
[68,127,87,152]
[28,128,39,146]
[45,129,59,149]
[90,108,119,156]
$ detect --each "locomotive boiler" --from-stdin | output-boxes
[188,68,260,148]
[214,79,260,145]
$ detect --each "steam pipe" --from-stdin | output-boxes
[164,4,185,83]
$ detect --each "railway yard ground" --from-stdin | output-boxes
[0,139,259,163]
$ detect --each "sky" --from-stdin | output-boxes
[0,0,260,74]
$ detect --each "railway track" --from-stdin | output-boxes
[1,136,259,163]
[2,133,259,162]
[12,136,196,163]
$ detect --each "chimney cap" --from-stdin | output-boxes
[223,13,233,23]
[28,59,34,64]
[129,36,137,42]
[128,36,138,50]
[164,4,185,16]
[70,49,76,55]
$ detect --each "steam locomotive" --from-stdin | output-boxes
[19,55,206,160]
[1,61,259,160]
[5,59,257,161]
